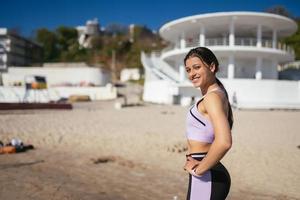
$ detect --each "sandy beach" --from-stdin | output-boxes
[0,98,300,200]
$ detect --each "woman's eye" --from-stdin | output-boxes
[186,68,190,73]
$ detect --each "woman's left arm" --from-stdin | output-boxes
[187,92,232,176]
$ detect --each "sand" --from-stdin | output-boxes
[0,99,300,200]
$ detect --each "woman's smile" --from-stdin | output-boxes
[191,76,200,83]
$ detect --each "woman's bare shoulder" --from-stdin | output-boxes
[203,91,228,114]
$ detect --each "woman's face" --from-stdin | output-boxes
[185,56,214,89]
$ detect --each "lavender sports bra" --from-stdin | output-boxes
[186,89,223,143]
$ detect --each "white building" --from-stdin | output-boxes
[76,19,101,48]
[141,11,300,109]
[0,28,42,71]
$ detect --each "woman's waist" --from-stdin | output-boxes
[188,139,211,153]
[186,152,225,168]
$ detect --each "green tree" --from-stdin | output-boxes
[90,36,103,50]
[34,23,166,75]
[55,26,78,51]
[282,19,300,60]
[55,26,87,62]
[35,28,59,61]
[265,5,292,18]
[265,6,300,60]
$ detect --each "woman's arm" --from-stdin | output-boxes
[185,92,232,176]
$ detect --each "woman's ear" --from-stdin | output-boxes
[209,63,216,73]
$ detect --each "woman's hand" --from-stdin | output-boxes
[184,156,202,177]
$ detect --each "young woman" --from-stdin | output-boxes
[183,47,233,200]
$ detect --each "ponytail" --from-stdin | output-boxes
[216,78,233,130]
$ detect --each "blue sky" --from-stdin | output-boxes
[1,0,300,37]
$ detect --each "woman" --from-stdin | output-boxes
[183,47,233,200]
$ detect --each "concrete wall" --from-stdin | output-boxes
[142,70,300,109]
[221,78,300,109]
[120,68,140,82]
[0,85,117,103]
[143,80,177,104]
[2,67,111,87]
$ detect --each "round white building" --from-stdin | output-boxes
[141,11,300,109]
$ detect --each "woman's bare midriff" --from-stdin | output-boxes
[187,139,211,154]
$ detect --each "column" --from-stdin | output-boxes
[179,64,186,83]
[199,26,205,46]
[256,24,262,48]
[272,29,277,49]
[229,18,235,47]
[222,33,227,46]
[180,32,186,49]
[255,57,262,80]
[272,59,278,79]
[227,55,235,79]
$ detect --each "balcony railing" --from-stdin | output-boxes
[162,37,294,55]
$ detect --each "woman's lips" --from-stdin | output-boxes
[192,77,200,83]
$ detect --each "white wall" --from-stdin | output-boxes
[143,80,177,104]
[2,67,111,87]
[0,85,117,103]
[142,78,300,109]
[262,59,278,79]
[120,68,140,82]
[235,58,256,78]
[221,78,300,109]
[217,57,228,78]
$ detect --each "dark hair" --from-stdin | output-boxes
[184,47,233,129]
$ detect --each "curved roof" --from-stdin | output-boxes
[159,12,298,43]
[161,46,294,64]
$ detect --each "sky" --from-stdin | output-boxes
[1,0,300,37]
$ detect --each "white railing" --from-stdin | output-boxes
[162,37,295,55]
[141,52,179,83]
[235,38,257,46]
[150,53,180,82]
[205,38,229,46]
[161,44,175,54]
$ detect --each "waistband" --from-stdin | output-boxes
[186,152,207,158]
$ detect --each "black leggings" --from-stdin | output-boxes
[186,153,231,200]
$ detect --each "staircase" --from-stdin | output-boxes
[141,52,180,84]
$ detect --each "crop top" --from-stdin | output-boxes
[185,88,223,143]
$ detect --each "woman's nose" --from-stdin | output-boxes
[189,69,195,78]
